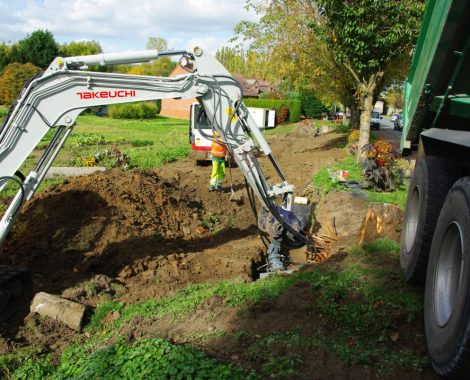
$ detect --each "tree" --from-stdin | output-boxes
[215,46,268,78]
[146,37,168,52]
[317,0,425,159]
[385,86,404,113]
[0,62,42,105]
[59,40,102,57]
[126,58,176,77]
[16,30,59,68]
[215,46,246,75]
[234,1,357,114]
[0,43,10,73]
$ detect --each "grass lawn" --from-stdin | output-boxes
[47,114,190,169]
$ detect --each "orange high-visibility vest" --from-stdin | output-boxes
[211,138,227,158]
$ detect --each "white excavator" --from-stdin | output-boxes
[0,47,312,314]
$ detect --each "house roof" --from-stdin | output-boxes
[233,73,274,98]
[167,67,274,98]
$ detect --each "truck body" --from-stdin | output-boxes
[399,0,470,377]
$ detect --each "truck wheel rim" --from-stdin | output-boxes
[434,221,464,327]
[404,187,420,252]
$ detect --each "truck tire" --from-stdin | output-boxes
[424,177,470,378]
[400,156,455,284]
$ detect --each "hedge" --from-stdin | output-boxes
[243,99,301,124]
[108,101,159,119]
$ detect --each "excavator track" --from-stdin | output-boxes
[0,266,31,319]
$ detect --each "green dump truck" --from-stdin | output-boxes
[400,0,470,377]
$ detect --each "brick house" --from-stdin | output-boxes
[159,65,195,119]
[160,68,275,120]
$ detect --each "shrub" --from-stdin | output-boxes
[277,105,289,124]
[300,91,328,118]
[108,101,158,119]
[154,99,161,114]
[79,148,133,169]
[0,62,42,105]
[289,100,302,123]
[347,129,360,155]
[362,140,404,191]
[243,99,302,123]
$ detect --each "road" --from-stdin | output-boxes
[376,116,402,146]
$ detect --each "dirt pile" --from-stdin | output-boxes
[0,169,263,307]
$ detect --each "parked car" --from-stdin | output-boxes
[391,113,399,122]
[370,111,381,130]
[393,114,403,131]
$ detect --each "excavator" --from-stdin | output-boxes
[0,47,312,315]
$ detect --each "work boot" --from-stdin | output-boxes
[209,186,215,192]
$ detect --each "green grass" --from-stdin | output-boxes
[312,155,409,208]
[87,276,299,332]
[362,237,400,255]
[62,114,190,169]
[87,241,423,371]
[260,122,298,136]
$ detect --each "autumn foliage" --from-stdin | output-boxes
[0,62,42,105]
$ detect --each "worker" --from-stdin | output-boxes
[209,131,227,191]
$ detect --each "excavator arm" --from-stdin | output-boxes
[0,47,311,275]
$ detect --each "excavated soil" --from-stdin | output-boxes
[0,126,436,378]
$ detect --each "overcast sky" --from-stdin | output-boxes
[0,0,259,54]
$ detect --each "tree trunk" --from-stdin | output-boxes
[357,92,374,162]
[341,103,347,125]
[356,72,383,162]
[350,103,360,129]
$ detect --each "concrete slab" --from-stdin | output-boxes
[45,167,106,179]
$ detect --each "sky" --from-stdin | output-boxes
[0,0,259,54]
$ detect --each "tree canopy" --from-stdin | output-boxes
[318,0,424,82]
[0,62,42,105]
[317,0,425,159]
[59,40,102,57]
[146,37,168,52]
[14,30,59,69]
[234,1,354,104]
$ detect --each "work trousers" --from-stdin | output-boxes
[210,156,226,188]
